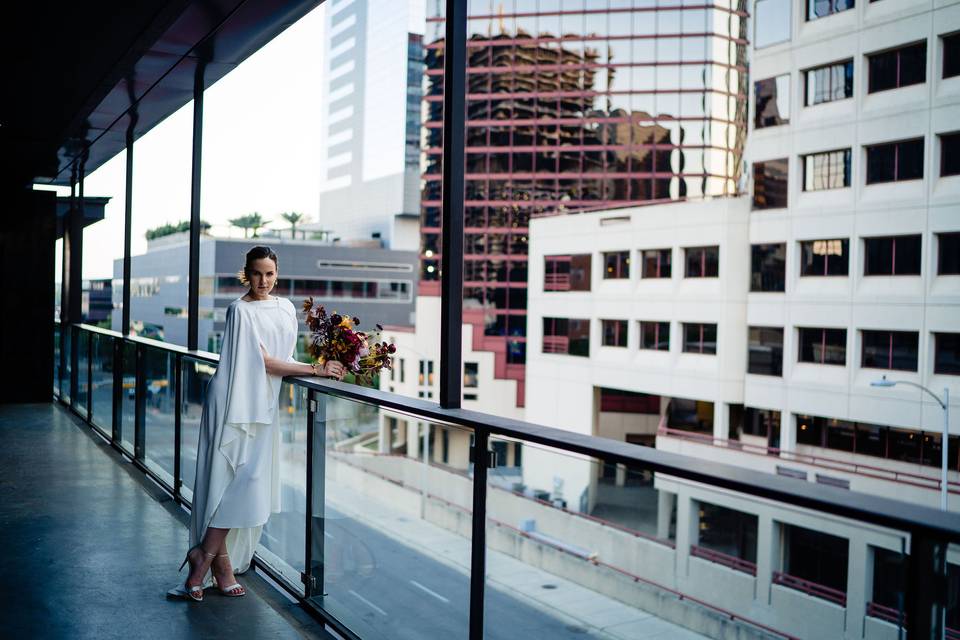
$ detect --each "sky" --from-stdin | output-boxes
[45,3,328,281]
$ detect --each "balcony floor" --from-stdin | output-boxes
[0,401,335,640]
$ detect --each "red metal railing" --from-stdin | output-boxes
[866,601,903,625]
[658,426,960,495]
[772,571,846,607]
[948,627,960,640]
[542,335,569,354]
[690,545,758,576]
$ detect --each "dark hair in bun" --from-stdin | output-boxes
[238,245,279,285]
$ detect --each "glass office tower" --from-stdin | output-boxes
[420,0,748,388]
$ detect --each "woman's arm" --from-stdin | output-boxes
[260,346,345,380]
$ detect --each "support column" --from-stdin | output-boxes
[187,59,205,352]
[673,491,696,588]
[755,514,775,605]
[405,419,420,457]
[844,536,869,640]
[657,490,676,540]
[713,400,729,441]
[378,416,391,454]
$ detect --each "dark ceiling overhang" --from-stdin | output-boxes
[2,0,324,189]
[55,197,111,239]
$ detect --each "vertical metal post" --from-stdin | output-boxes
[438,0,467,409]
[187,60,206,352]
[70,326,79,407]
[305,389,327,598]
[174,353,182,503]
[942,387,950,511]
[468,427,490,640]
[122,121,134,336]
[134,344,146,462]
[112,337,123,445]
[904,533,947,640]
[87,330,93,420]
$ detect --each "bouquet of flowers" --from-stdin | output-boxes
[301,297,396,385]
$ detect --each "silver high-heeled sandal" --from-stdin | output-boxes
[168,544,216,601]
[213,553,246,597]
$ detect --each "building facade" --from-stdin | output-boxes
[419,1,750,405]
[112,234,417,352]
[312,0,426,250]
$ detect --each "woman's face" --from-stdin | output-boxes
[247,257,278,296]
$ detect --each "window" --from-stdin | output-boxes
[697,502,758,571]
[599,388,660,413]
[862,330,919,371]
[748,327,784,376]
[602,319,628,347]
[780,525,849,599]
[751,243,786,292]
[603,251,630,279]
[804,60,854,105]
[803,149,852,191]
[939,233,960,274]
[868,42,927,93]
[683,323,717,354]
[798,328,847,365]
[942,132,960,177]
[544,254,592,291]
[641,248,672,278]
[864,235,921,276]
[807,0,854,21]
[754,0,791,49]
[871,548,906,614]
[935,333,960,375]
[399,358,405,383]
[736,407,782,444]
[684,246,719,278]
[463,362,478,387]
[640,321,670,351]
[945,32,960,79]
[753,159,789,209]
[418,360,435,386]
[668,397,715,434]
[800,238,849,276]
[543,317,590,357]
[755,75,790,128]
[866,138,924,183]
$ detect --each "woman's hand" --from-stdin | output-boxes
[322,360,345,380]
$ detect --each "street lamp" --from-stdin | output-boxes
[871,375,951,511]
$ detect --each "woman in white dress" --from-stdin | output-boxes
[168,246,344,601]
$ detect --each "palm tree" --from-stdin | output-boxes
[229,212,270,238]
[281,212,305,239]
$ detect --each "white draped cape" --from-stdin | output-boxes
[169,296,298,595]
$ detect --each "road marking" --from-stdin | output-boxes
[349,589,387,615]
[409,579,450,603]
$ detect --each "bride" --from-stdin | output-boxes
[168,245,344,601]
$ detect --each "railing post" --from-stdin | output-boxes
[112,337,122,446]
[87,330,93,420]
[173,353,182,503]
[904,532,948,640]
[187,58,205,352]
[304,389,326,598]
[134,343,146,462]
[468,426,490,640]
[70,325,79,408]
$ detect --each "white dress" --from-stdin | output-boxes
[168,295,299,596]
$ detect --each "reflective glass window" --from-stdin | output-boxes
[754,75,790,128]
[753,158,789,209]
[803,149,852,191]
[750,243,786,292]
[864,235,922,276]
[798,328,847,365]
[862,330,919,371]
[804,60,854,105]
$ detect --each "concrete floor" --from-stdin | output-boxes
[0,402,336,640]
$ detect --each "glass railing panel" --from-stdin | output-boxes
[76,329,89,417]
[307,397,472,639]
[90,333,114,435]
[53,323,60,397]
[482,436,911,640]
[143,345,176,486]
[62,327,72,403]
[256,381,309,594]
[119,341,136,454]
[179,356,216,502]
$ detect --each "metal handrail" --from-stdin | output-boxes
[772,571,847,607]
[658,425,960,493]
[68,322,960,542]
[689,544,758,576]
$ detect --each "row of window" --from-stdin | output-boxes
[544,232,960,292]
[544,317,960,375]
[214,276,412,301]
[753,133,959,210]
[755,35,959,130]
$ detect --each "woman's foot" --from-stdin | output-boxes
[184,546,216,597]
[211,553,246,596]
